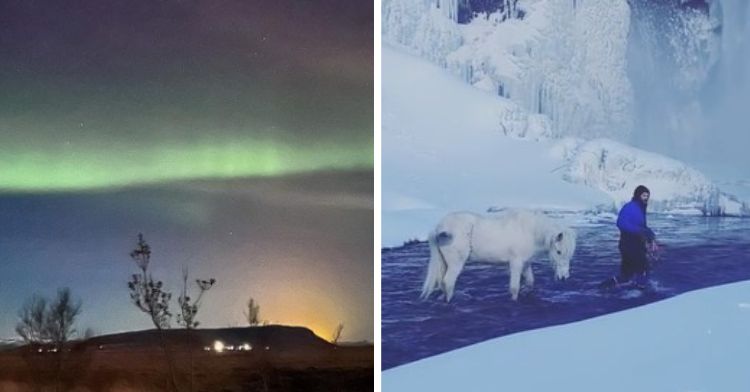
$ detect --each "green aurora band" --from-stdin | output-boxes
[0,137,372,191]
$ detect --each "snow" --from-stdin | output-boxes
[383,280,750,391]
[382,44,608,246]
[383,0,463,66]
[382,43,748,246]
[382,2,750,389]
[383,0,635,140]
[556,138,749,216]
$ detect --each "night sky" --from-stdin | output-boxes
[0,0,373,341]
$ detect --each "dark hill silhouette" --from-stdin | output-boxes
[0,325,373,391]
[81,325,334,352]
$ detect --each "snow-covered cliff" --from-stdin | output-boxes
[382,0,749,219]
[383,0,635,140]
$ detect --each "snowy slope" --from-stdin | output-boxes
[382,44,608,246]
[382,43,747,246]
[383,280,750,392]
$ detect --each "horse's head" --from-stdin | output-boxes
[548,228,576,280]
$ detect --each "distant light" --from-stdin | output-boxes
[203,346,211,351]
[227,345,235,351]
[264,346,270,351]
[242,343,252,351]
[213,340,225,353]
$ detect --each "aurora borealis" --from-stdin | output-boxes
[0,0,373,342]
[0,138,371,191]
[0,0,372,191]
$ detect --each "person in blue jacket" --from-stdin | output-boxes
[600,185,657,289]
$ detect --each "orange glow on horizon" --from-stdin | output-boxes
[208,252,353,341]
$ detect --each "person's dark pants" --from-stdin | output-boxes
[618,245,649,282]
[600,234,649,289]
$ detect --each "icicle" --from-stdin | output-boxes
[434,0,459,22]
[537,84,543,114]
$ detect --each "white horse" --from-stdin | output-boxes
[421,209,577,301]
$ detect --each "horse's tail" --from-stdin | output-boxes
[421,230,451,300]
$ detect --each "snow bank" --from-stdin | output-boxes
[383,280,750,392]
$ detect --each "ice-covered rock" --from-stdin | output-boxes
[555,138,749,216]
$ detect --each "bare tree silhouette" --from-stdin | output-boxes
[176,266,215,392]
[128,234,172,330]
[48,288,82,392]
[16,295,48,345]
[176,267,215,330]
[16,288,82,392]
[46,288,82,350]
[244,297,261,326]
[331,323,344,344]
[126,233,179,392]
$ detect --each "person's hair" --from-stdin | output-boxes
[632,185,650,200]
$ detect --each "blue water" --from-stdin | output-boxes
[381,215,750,370]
